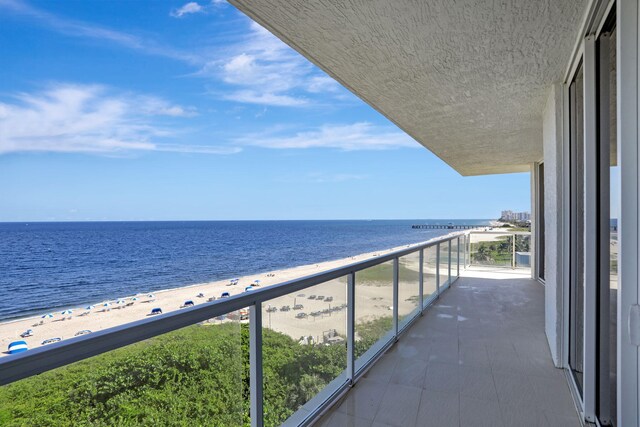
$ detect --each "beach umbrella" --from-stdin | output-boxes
[41,313,53,319]
[102,302,111,308]
[245,286,255,292]
[85,305,95,310]
[116,299,126,304]
[147,294,155,298]
[131,297,139,301]
[254,280,261,284]
[61,309,73,315]
[8,341,28,355]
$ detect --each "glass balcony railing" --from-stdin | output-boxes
[0,311,247,426]
[398,252,420,331]
[439,240,451,290]
[0,232,469,427]
[468,231,532,269]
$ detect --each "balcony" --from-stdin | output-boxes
[0,231,579,426]
[317,266,580,427]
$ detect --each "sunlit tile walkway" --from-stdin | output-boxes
[317,268,581,427]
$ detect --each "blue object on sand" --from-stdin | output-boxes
[8,340,28,354]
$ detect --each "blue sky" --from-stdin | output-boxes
[0,0,530,221]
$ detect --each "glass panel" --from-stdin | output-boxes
[606,27,618,424]
[439,242,450,289]
[423,246,438,303]
[451,238,459,278]
[262,278,347,426]
[569,61,585,394]
[0,313,245,425]
[598,23,617,426]
[514,234,531,268]
[398,252,420,329]
[465,234,471,267]
[469,233,514,267]
[538,163,546,280]
[354,261,393,372]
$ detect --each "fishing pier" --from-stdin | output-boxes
[411,224,480,230]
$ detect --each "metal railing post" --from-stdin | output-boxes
[418,249,424,314]
[393,257,399,341]
[457,237,460,277]
[250,303,263,427]
[346,272,355,384]
[448,241,452,284]
[435,243,441,296]
[459,235,464,271]
[512,234,516,269]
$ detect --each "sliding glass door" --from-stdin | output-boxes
[596,16,617,426]
[568,61,585,395]
[536,162,545,281]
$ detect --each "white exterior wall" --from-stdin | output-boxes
[542,83,564,367]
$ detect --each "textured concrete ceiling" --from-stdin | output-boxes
[229,0,587,175]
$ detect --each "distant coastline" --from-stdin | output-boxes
[0,229,470,356]
[0,219,492,323]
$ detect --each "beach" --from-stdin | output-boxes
[0,231,462,356]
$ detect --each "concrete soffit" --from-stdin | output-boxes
[229,0,588,176]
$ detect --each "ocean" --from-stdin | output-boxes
[0,219,490,321]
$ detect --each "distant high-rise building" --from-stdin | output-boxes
[500,210,530,221]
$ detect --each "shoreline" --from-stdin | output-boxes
[0,230,470,356]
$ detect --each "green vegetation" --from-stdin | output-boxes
[471,235,530,265]
[0,323,246,427]
[499,221,531,231]
[355,262,416,286]
[0,317,395,426]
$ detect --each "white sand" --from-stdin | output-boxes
[0,231,464,356]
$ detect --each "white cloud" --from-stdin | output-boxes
[234,122,418,151]
[0,0,196,62]
[200,21,345,107]
[307,76,341,94]
[224,90,308,107]
[1,1,346,107]
[170,0,228,18]
[136,96,198,117]
[0,84,236,155]
[170,2,203,18]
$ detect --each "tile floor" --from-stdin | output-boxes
[316,268,582,427]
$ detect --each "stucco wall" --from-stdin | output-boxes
[542,83,564,366]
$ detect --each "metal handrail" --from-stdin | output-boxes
[0,230,470,426]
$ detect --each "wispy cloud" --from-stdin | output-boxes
[1,1,349,108]
[306,76,341,94]
[234,122,418,150]
[0,0,196,62]
[200,21,347,107]
[0,84,238,155]
[171,2,204,18]
[170,1,227,18]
